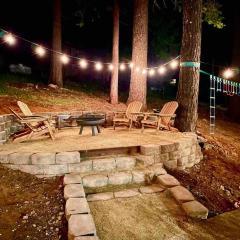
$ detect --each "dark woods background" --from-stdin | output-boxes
[0,0,238,107]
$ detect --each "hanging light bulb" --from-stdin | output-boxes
[35,45,46,57]
[223,68,234,79]
[95,62,103,71]
[142,69,147,75]
[170,59,179,69]
[60,54,70,64]
[108,64,114,71]
[79,59,88,69]
[119,63,126,71]
[129,62,134,69]
[3,33,16,46]
[158,66,166,75]
[149,69,155,76]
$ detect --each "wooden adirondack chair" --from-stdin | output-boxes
[141,101,179,132]
[9,108,55,142]
[17,100,56,128]
[113,101,143,130]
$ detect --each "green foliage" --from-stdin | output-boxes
[202,0,225,29]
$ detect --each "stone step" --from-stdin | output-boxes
[69,156,137,174]
[86,184,165,202]
[64,163,167,190]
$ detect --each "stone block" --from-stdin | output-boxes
[169,151,181,160]
[83,174,108,188]
[140,144,160,155]
[181,200,208,219]
[157,174,180,187]
[31,152,55,165]
[64,184,85,199]
[68,214,96,239]
[161,143,176,153]
[185,162,195,168]
[160,153,169,162]
[115,157,136,170]
[87,192,114,202]
[8,152,32,165]
[169,186,194,203]
[148,164,167,176]
[69,161,93,173]
[154,154,162,163]
[56,152,80,164]
[92,158,116,172]
[19,165,44,175]
[177,157,188,167]
[136,155,154,166]
[43,164,68,175]
[132,170,146,183]
[0,153,9,164]
[188,154,196,163]
[74,237,99,240]
[108,172,132,185]
[66,198,90,219]
[114,189,140,198]
[164,160,177,170]
[180,148,191,157]
[64,174,82,185]
[0,131,6,140]
[139,185,164,194]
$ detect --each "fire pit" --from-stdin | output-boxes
[76,113,106,136]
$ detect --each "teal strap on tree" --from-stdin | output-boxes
[180,61,200,68]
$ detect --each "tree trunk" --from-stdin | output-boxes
[110,0,120,104]
[176,0,202,132]
[228,2,240,122]
[128,0,148,107]
[50,0,63,87]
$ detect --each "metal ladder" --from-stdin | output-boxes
[210,75,216,134]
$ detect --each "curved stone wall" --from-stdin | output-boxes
[0,133,203,177]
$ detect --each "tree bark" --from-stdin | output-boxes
[128,0,148,107]
[110,0,120,104]
[50,0,63,87]
[176,0,202,132]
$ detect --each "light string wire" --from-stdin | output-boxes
[0,27,180,71]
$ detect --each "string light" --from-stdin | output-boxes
[60,54,70,64]
[223,69,234,79]
[79,59,88,69]
[108,64,114,71]
[158,66,166,75]
[149,69,155,76]
[0,28,182,75]
[3,33,16,46]
[129,62,134,69]
[95,62,103,71]
[35,45,46,57]
[119,63,126,71]
[170,59,179,69]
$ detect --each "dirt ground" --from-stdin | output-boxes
[168,116,240,215]
[0,166,67,240]
[89,193,240,240]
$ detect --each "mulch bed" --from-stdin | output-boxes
[0,166,67,240]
